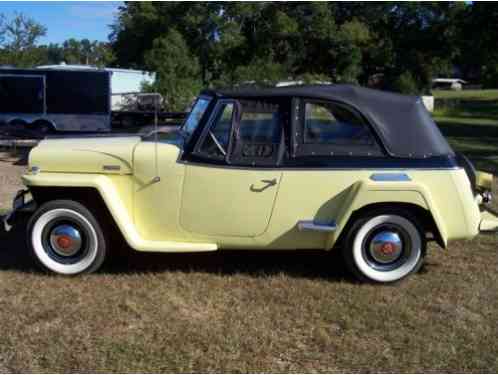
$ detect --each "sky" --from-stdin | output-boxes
[0,1,122,44]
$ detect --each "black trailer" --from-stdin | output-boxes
[0,68,111,134]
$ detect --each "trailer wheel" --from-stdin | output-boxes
[121,115,135,129]
[31,120,55,137]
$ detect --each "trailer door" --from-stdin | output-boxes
[0,75,44,114]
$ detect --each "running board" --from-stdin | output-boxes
[297,220,337,232]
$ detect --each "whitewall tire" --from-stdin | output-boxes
[27,200,107,275]
[342,210,425,283]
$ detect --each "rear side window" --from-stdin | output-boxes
[304,102,374,145]
[293,99,382,157]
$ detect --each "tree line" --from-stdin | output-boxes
[0,13,113,68]
[2,2,498,111]
[110,2,498,110]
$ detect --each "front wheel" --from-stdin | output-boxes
[27,200,107,275]
[342,210,426,283]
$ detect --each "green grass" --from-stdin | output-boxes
[433,90,498,174]
[433,89,498,101]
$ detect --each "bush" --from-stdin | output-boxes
[482,64,498,89]
[391,72,421,95]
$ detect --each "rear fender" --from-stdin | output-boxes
[325,179,448,249]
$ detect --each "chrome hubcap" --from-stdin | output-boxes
[369,231,403,264]
[49,224,82,257]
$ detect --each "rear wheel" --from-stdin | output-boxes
[342,209,425,283]
[27,200,107,275]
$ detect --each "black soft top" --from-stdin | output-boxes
[201,84,453,159]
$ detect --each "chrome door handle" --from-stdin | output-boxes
[250,178,277,192]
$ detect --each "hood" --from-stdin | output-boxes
[29,136,141,174]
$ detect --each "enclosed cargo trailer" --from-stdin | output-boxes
[0,68,111,133]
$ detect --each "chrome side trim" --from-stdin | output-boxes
[297,220,337,232]
[370,173,411,181]
[102,165,121,171]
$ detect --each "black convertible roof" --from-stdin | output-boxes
[202,84,453,158]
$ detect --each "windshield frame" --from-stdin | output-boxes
[181,95,213,143]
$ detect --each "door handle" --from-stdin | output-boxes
[250,178,277,192]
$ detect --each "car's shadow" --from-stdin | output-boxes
[0,220,352,282]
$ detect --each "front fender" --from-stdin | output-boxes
[22,173,217,252]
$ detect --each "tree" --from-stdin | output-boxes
[110,2,379,88]
[144,29,201,111]
[59,38,114,67]
[0,13,47,67]
[110,2,481,97]
[456,3,498,87]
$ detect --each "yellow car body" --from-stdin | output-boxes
[23,137,487,251]
[10,85,498,281]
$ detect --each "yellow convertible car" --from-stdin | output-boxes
[4,85,498,282]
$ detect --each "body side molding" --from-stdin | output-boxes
[370,173,411,181]
[297,220,337,232]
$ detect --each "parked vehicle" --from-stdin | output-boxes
[0,68,111,134]
[4,85,498,282]
[38,64,187,131]
[111,92,186,129]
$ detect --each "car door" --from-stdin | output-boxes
[180,99,284,238]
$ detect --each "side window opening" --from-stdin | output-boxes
[304,102,373,145]
[193,98,287,166]
[198,102,234,159]
[294,99,382,157]
[231,100,284,166]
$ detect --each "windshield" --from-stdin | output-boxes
[181,96,212,139]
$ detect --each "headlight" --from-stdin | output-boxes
[482,190,493,204]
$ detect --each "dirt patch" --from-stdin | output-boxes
[0,148,29,209]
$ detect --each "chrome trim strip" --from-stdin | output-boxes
[102,165,121,171]
[298,220,337,232]
[370,173,411,181]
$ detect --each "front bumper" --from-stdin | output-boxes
[480,206,498,233]
[2,189,36,231]
[475,170,498,233]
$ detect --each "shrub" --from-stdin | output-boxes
[391,72,421,95]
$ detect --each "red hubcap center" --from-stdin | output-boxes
[380,242,396,255]
[56,235,72,249]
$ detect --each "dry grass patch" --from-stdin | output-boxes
[0,227,497,371]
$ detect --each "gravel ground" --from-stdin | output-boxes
[0,148,29,210]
